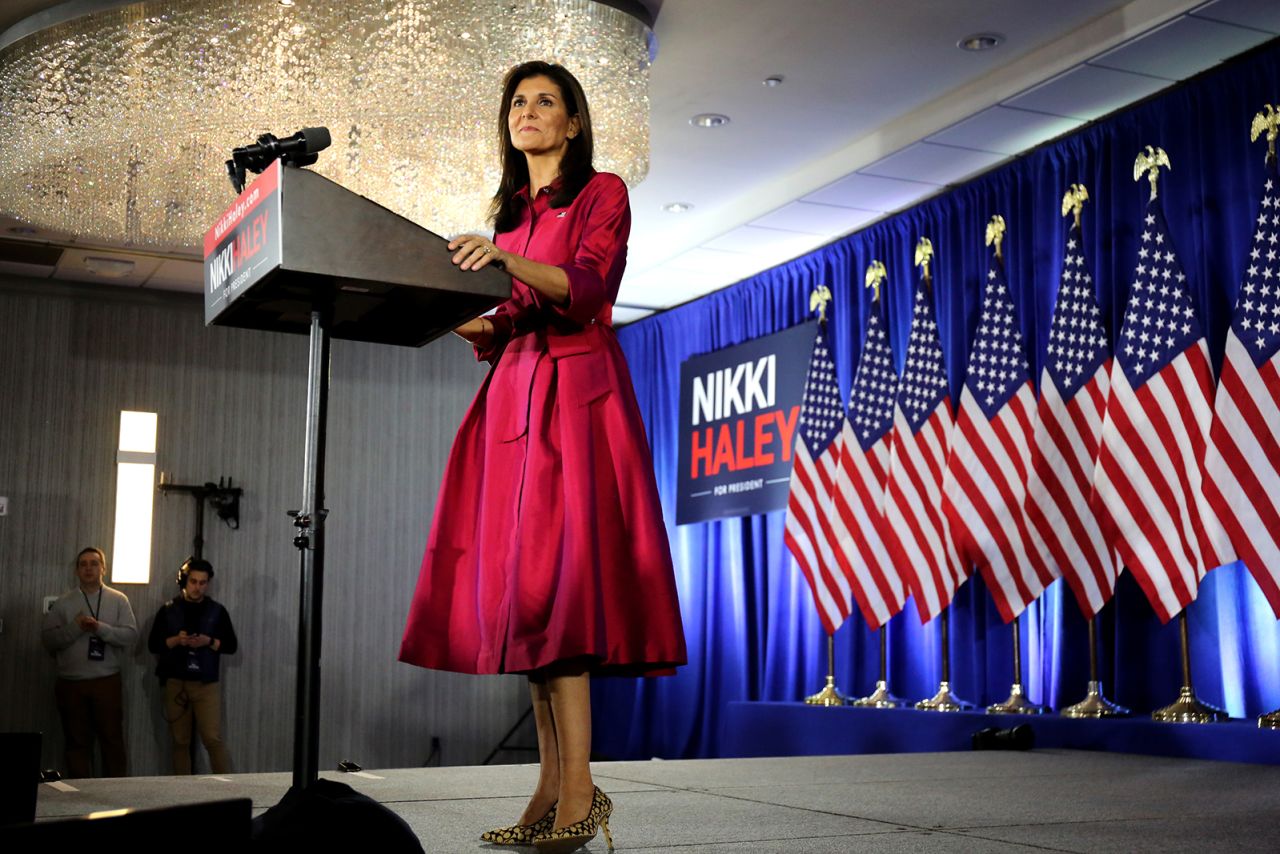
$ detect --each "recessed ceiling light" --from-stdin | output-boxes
[763,75,784,87]
[279,0,297,6]
[662,202,694,213]
[83,256,135,278]
[690,113,730,128]
[959,32,1004,51]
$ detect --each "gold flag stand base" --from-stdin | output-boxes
[853,680,904,708]
[1258,708,1280,729]
[1151,686,1227,724]
[915,681,971,712]
[1152,612,1226,724]
[805,674,848,707]
[986,683,1046,715]
[1061,681,1130,718]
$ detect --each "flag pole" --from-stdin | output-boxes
[987,612,1045,714]
[805,633,848,706]
[1062,613,1129,717]
[915,609,970,711]
[854,623,903,707]
[1228,106,1280,727]
[1151,609,1226,723]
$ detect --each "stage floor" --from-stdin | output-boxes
[36,750,1280,852]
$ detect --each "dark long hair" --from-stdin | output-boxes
[490,61,595,234]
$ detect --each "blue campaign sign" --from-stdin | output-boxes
[676,321,818,524]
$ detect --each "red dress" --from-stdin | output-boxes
[399,171,687,676]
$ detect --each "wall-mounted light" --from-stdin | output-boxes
[111,411,157,584]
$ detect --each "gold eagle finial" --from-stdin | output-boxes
[1251,104,1279,163]
[985,215,1007,261]
[1061,184,1089,229]
[865,260,887,302]
[914,237,934,282]
[810,284,833,322]
[1133,145,1171,202]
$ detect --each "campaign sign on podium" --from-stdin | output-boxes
[205,160,283,322]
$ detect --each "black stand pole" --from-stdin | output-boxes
[192,493,206,559]
[254,307,422,850]
[291,309,331,789]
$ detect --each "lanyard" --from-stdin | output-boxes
[81,588,102,620]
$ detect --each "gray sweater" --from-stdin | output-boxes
[41,584,138,680]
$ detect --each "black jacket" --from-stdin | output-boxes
[148,596,238,683]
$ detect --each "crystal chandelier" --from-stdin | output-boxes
[0,0,652,251]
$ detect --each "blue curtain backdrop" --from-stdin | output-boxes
[593,38,1280,760]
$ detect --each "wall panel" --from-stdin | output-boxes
[0,277,530,776]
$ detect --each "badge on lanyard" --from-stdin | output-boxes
[82,588,105,661]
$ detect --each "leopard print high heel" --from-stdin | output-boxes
[533,787,612,853]
[481,804,556,846]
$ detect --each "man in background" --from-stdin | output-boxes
[41,546,138,777]
[148,557,238,774]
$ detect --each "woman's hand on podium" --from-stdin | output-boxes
[448,232,570,306]
[449,234,508,272]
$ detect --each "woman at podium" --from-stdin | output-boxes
[399,61,686,852]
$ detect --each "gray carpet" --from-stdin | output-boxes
[35,750,1280,852]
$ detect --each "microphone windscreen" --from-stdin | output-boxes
[300,126,331,153]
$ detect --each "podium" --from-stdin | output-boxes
[203,160,509,788]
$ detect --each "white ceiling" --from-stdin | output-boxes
[613,0,1280,323]
[1,0,1278,324]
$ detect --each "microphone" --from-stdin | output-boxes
[226,126,331,193]
[232,127,330,168]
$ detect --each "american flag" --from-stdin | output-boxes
[942,250,1054,622]
[833,294,906,629]
[1203,161,1280,616]
[883,268,967,623]
[1025,221,1121,620]
[784,320,855,634]
[1091,199,1230,623]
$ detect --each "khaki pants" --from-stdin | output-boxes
[54,674,126,778]
[163,679,231,774]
